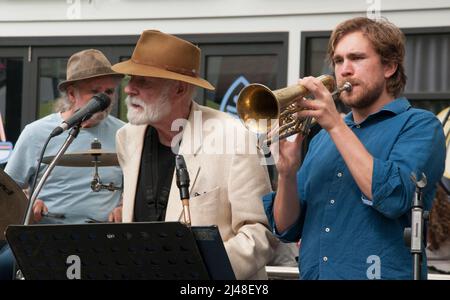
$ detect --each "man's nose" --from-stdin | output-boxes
[124,80,137,96]
[339,60,354,77]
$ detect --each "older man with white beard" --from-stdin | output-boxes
[125,80,173,125]
[111,30,278,280]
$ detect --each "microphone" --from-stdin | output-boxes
[175,154,191,226]
[50,93,111,137]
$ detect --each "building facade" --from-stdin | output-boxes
[1,0,450,144]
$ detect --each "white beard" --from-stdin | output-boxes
[126,93,172,125]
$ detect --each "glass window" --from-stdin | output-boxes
[405,33,450,94]
[305,37,332,77]
[118,57,131,122]
[205,55,278,117]
[303,32,450,115]
[0,58,23,145]
[38,58,68,118]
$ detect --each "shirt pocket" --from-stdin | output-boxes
[187,186,220,226]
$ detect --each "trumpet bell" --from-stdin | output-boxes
[236,75,336,134]
[236,75,351,145]
[236,84,279,134]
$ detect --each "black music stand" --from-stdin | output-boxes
[6,222,235,280]
[191,226,235,280]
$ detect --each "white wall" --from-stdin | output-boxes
[1,0,450,22]
[1,0,450,84]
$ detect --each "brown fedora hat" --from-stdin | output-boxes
[58,49,123,92]
[112,30,215,90]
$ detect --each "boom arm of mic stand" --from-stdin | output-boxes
[23,126,81,225]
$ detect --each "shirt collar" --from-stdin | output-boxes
[344,97,411,126]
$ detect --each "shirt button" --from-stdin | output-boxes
[356,124,361,128]
[337,172,343,178]
[325,227,330,233]
[330,199,335,204]
[323,256,328,262]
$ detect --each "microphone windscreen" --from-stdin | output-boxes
[93,93,111,110]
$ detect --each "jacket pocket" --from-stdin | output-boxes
[186,186,220,226]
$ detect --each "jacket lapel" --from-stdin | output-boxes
[122,125,147,223]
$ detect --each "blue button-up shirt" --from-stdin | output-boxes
[263,98,445,279]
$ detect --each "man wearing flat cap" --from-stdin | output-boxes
[112,30,278,280]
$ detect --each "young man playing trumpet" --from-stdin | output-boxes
[263,17,445,279]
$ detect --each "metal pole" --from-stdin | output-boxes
[24,126,80,225]
[409,172,427,280]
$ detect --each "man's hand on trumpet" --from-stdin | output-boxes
[271,133,304,178]
[295,76,347,133]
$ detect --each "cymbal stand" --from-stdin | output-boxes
[90,155,121,192]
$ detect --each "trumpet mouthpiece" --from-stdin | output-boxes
[342,82,352,93]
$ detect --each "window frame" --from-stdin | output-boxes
[0,47,32,144]
[0,32,289,129]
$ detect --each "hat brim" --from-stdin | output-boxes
[58,73,124,92]
[111,59,215,91]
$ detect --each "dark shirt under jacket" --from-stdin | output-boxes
[134,126,176,222]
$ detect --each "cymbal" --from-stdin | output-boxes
[42,149,119,167]
[0,168,28,240]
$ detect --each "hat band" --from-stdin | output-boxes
[165,65,198,78]
[68,66,114,81]
[132,57,198,78]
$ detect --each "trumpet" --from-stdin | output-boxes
[236,75,352,145]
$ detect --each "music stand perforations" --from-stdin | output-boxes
[6,222,210,280]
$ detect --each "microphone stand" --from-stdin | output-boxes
[175,155,191,227]
[23,125,81,225]
[404,172,428,280]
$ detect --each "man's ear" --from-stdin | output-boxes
[66,85,77,104]
[174,81,189,97]
[384,62,398,79]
